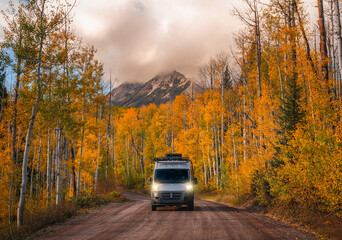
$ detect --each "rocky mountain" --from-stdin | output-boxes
[109,71,200,107]
[108,82,144,107]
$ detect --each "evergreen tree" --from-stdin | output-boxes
[222,66,232,90]
[0,56,7,120]
[279,73,305,138]
[0,56,7,100]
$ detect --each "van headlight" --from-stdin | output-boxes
[186,184,193,191]
[152,183,159,191]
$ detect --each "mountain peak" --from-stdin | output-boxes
[156,70,182,78]
[109,71,199,107]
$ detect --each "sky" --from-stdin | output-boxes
[0,0,317,86]
[72,0,241,85]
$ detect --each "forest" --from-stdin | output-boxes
[0,0,341,237]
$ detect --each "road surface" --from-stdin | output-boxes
[33,191,317,240]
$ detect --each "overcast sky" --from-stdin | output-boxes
[1,0,317,85]
[72,0,243,84]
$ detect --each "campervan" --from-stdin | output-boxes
[148,153,197,211]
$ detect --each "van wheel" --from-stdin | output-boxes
[152,205,157,211]
[188,203,194,211]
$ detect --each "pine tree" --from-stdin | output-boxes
[0,58,6,97]
[0,56,7,121]
[279,0,305,140]
[280,75,305,134]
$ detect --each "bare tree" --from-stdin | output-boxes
[233,0,262,98]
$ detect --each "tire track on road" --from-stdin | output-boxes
[34,192,317,240]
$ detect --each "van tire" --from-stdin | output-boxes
[188,202,194,211]
[152,205,157,211]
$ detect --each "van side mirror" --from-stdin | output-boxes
[193,177,198,185]
[147,177,152,185]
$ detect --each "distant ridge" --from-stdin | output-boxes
[109,70,200,107]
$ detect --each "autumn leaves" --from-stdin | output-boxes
[0,0,341,234]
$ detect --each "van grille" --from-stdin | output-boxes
[161,192,183,201]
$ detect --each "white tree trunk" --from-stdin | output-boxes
[17,102,38,227]
[47,128,51,203]
[30,143,36,198]
[36,140,42,200]
[94,105,102,192]
[113,130,117,183]
[243,91,247,163]
[335,0,342,97]
[126,138,130,178]
[51,148,55,190]
[232,129,239,197]
[77,105,84,194]
[56,128,63,205]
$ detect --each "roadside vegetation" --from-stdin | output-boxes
[198,192,342,239]
[0,0,341,239]
[0,185,126,240]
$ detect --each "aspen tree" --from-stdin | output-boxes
[105,75,112,183]
[94,105,102,192]
[35,139,41,200]
[70,142,77,198]
[233,0,262,98]
[334,0,342,97]
[30,142,37,198]
[56,128,62,205]
[318,0,329,81]
[46,128,51,203]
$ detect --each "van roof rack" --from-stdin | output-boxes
[153,153,190,162]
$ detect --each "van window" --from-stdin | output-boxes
[154,169,190,183]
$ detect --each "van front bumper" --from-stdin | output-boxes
[151,191,194,206]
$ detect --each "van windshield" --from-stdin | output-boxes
[154,169,190,183]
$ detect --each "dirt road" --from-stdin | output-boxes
[34,192,317,240]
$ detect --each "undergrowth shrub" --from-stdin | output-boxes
[0,202,77,240]
[76,190,125,208]
[251,170,271,206]
[0,189,126,239]
[124,173,143,189]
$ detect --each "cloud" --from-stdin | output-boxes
[0,0,317,85]
[72,0,241,84]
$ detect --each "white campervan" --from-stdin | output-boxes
[148,153,197,211]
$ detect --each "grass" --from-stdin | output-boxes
[198,192,237,205]
[0,190,127,240]
[76,190,127,209]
